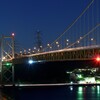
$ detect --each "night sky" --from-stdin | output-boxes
[0,0,92,50]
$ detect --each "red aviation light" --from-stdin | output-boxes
[96,56,100,62]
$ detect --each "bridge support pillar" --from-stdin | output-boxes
[1,62,14,85]
[0,34,15,85]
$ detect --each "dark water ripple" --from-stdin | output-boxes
[0,85,100,100]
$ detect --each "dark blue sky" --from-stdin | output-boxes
[0,0,92,50]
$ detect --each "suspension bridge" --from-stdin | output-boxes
[0,0,100,85]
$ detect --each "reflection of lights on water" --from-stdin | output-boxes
[97,86,100,95]
[91,86,96,93]
[70,86,73,91]
[77,86,83,100]
[76,86,100,100]
[78,87,83,93]
[97,86,100,99]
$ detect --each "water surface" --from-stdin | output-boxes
[0,85,100,100]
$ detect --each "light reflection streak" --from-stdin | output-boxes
[97,86,100,99]
[97,85,100,93]
[77,86,84,100]
[69,86,73,91]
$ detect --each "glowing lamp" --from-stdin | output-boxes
[12,33,15,37]
[5,62,12,68]
[28,59,37,64]
[28,59,34,64]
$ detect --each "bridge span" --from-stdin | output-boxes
[13,45,100,64]
[1,45,100,85]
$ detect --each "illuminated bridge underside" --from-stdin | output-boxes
[14,46,100,64]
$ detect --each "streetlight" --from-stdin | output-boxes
[11,33,15,37]
[47,44,50,46]
[56,41,59,44]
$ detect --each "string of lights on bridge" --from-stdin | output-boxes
[1,32,100,66]
[18,36,96,55]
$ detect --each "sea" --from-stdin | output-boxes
[0,85,100,100]
[1,60,99,100]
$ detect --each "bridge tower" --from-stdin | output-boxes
[0,33,15,85]
[34,30,43,52]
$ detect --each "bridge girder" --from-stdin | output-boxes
[13,46,100,64]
